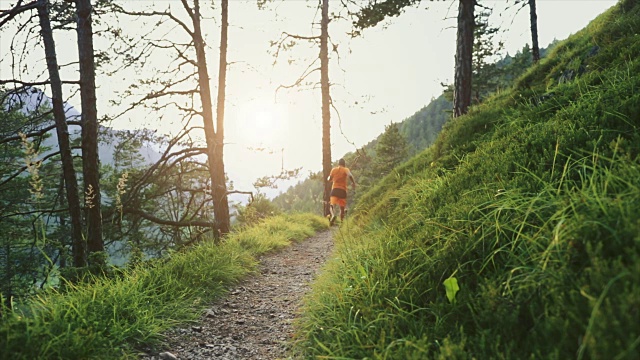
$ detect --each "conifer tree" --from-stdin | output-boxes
[320,0,332,217]
[472,10,503,104]
[528,0,540,63]
[37,0,86,267]
[76,0,105,262]
[370,122,409,178]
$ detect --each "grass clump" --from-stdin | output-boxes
[0,213,327,359]
[232,212,329,255]
[295,1,640,358]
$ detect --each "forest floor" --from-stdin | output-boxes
[141,229,335,360]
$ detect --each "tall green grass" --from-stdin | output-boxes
[295,0,640,358]
[0,213,327,359]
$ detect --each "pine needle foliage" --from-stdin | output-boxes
[295,1,640,358]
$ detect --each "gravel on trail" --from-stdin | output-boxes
[141,229,335,360]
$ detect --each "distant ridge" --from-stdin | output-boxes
[3,86,161,165]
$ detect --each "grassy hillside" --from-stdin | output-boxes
[295,1,640,358]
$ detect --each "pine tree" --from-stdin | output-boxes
[370,123,409,179]
[472,10,504,104]
[320,0,333,217]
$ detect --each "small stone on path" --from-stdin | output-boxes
[159,351,178,360]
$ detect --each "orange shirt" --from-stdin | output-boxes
[329,166,351,190]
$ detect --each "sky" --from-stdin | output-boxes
[0,0,619,200]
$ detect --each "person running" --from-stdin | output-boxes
[327,158,356,225]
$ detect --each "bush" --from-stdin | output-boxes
[235,194,282,226]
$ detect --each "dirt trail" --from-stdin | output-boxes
[143,230,334,360]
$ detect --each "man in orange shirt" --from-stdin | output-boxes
[327,158,357,225]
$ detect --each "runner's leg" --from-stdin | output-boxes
[329,199,338,225]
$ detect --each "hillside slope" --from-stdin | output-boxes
[296,1,640,358]
[272,94,451,214]
[273,41,554,214]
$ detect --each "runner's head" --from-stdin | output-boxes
[339,158,346,166]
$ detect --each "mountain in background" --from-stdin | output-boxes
[4,87,162,167]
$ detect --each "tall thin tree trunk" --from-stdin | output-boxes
[37,0,86,267]
[2,241,12,310]
[57,174,67,269]
[76,0,104,261]
[453,0,474,118]
[320,0,332,217]
[189,0,231,237]
[213,0,230,235]
[529,0,540,63]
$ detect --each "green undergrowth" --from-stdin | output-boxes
[0,213,327,359]
[234,212,328,255]
[295,1,640,358]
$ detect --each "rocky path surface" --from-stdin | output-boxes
[144,230,334,360]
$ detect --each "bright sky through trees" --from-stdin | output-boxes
[0,0,617,198]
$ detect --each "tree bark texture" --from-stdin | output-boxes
[38,0,86,267]
[215,0,228,157]
[57,174,68,269]
[213,0,231,235]
[189,0,231,237]
[76,0,104,259]
[320,0,332,217]
[529,0,540,63]
[453,0,474,118]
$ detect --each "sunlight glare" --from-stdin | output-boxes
[254,110,274,132]
[233,100,289,148]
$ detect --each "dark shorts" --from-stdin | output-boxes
[330,188,347,199]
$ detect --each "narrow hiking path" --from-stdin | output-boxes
[142,229,334,360]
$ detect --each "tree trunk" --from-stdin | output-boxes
[453,0,474,118]
[529,0,540,63]
[213,0,231,236]
[37,0,86,267]
[57,174,67,269]
[189,0,231,237]
[2,241,12,310]
[75,0,104,261]
[320,0,332,217]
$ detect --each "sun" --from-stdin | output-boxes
[232,100,289,147]
[254,110,275,132]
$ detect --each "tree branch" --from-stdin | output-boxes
[0,0,37,29]
[0,149,77,190]
[281,31,321,41]
[227,190,254,202]
[276,65,320,95]
[0,207,68,220]
[0,79,80,86]
[0,121,82,145]
[113,5,195,38]
[123,207,214,228]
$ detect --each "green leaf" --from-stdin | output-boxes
[443,277,460,304]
